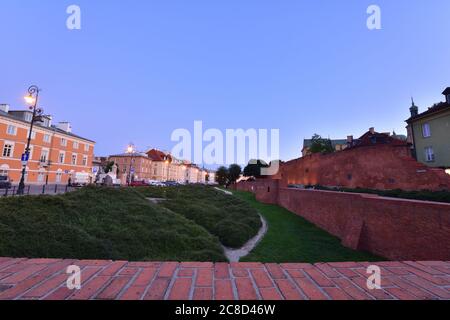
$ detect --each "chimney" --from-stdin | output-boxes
[0,104,10,113]
[369,127,375,134]
[56,122,72,133]
[442,87,450,104]
[347,135,353,144]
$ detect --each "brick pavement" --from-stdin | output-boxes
[0,258,449,300]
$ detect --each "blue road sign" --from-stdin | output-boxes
[21,153,29,162]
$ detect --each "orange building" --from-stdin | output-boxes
[0,104,95,185]
[108,153,154,184]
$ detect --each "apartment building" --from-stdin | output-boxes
[108,153,153,183]
[106,148,215,185]
[406,88,450,169]
[0,104,95,185]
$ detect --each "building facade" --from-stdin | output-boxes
[108,148,215,185]
[406,88,450,169]
[108,153,153,184]
[0,104,95,185]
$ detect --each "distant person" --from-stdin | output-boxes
[68,177,72,187]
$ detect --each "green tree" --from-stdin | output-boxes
[104,161,115,174]
[215,166,229,186]
[309,134,334,154]
[228,164,242,185]
[243,160,269,178]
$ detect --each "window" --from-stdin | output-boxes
[28,130,36,140]
[73,141,79,149]
[43,134,51,143]
[40,149,49,163]
[425,147,435,162]
[72,154,78,165]
[84,144,90,152]
[0,165,9,177]
[56,170,63,183]
[58,152,65,164]
[38,170,45,183]
[2,143,14,158]
[7,125,17,136]
[24,113,32,122]
[82,155,88,166]
[61,138,67,147]
[422,123,431,138]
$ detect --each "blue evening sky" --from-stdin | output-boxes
[1,0,449,163]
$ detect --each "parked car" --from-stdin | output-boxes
[164,181,179,187]
[148,180,166,187]
[0,176,12,189]
[71,172,91,187]
[130,180,148,187]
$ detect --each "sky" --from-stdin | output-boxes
[1,0,449,165]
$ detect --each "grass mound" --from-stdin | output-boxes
[138,186,262,248]
[0,187,226,261]
[234,191,382,263]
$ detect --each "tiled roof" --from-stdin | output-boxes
[348,131,408,149]
[406,102,450,123]
[147,149,171,161]
[109,152,149,158]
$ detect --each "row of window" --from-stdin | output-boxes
[6,124,90,151]
[2,142,88,166]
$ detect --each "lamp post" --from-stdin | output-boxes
[126,143,135,185]
[18,85,43,195]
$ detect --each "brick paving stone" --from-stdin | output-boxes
[0,258,449,300]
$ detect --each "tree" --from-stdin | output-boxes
[309,134,334,154]
[215,166,229,186]
[228,164,242,185]
[104,161,115,174]
[243,159,269,178]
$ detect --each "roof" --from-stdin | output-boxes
[147,149,171,162]
[109,152,149,158]
[406,102,450,123]
[442,87,450,95]
[303,139,348,150]
[0,109,95,143]
[348,131,408,149]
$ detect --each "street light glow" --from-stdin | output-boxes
[24,95,35,105]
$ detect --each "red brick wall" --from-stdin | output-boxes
[235,181,450,261]
[280,145,450,191]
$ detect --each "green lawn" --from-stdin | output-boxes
[137,186,262,248]
[0,187,226,261]
[232,191,383,263]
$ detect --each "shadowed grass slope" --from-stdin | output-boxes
[137,186,262,249]
[233,191,383,263]
[0,187,226,261]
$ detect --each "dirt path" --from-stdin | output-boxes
[222,213,268,262]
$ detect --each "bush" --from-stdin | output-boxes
[137,185,262,249]
[0,187,226,261]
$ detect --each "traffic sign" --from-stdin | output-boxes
[21,153,29,166]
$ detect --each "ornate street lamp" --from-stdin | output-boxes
[126,143,135,185]
[17,85,43,195]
